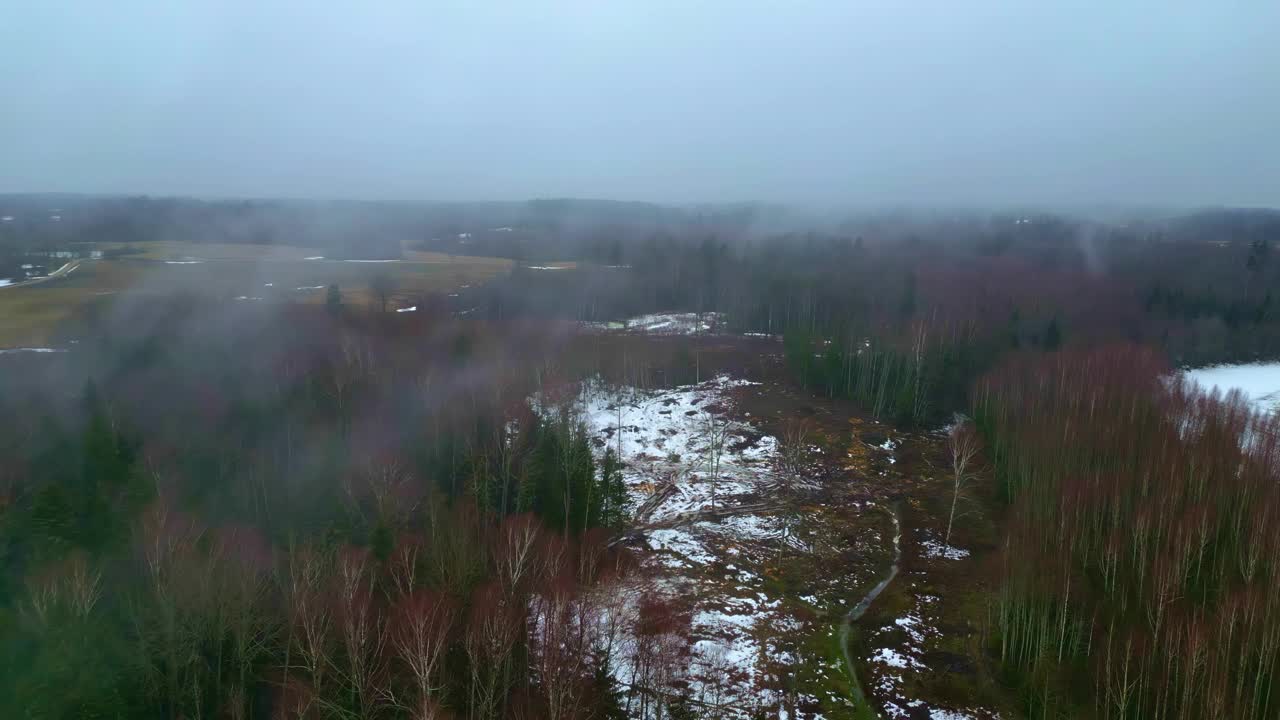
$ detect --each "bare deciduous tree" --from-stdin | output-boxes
[778,418,810,490]
[390,589,455,717]
[496,513,546,595]
[285,542,333,698]
[465,581,520,719]
[947,420,981,545]
[335,547,387,718]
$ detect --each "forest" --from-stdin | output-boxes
[1,198,1278,719]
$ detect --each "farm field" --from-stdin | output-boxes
[0,241,513,347]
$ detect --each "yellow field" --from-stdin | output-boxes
[0,242,513,347]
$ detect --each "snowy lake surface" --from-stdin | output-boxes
[1184,362,1280,416]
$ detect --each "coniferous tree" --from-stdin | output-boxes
[1044,317,1062,351]
[326,283,342,313]
[597,448,628,530]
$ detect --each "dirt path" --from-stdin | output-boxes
[838,504,902,718]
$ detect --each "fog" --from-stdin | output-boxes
[3,1,1277,207]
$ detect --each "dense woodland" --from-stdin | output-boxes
[976,347,1280,719]
[1,196,1278,718]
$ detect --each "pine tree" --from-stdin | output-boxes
[1044,317,1062,351]
[590,653,628,720]
[598,448,628,529]
[571,425,599,532]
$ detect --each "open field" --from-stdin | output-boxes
[0,260,144,346]
[0,241,512,346]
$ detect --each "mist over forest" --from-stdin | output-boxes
[2,190,1278,719]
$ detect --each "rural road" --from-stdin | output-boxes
[0,260,80,290]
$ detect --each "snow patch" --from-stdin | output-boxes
[872,647,925,669]
[584,312,725,336]
[0,347,67,354]
[1184,362,1280,416]
[920,539,970,560]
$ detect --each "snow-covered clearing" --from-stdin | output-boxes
[568,375,777,524]
[583,312,725,335]
[395,306,417,313]
[543,376,809,716]
[1184,362,1280,416]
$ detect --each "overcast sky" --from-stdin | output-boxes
[2,1,1277,207]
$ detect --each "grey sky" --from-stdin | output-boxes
[3,1,1277,207]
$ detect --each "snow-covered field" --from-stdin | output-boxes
[1184,362,1280,416]
[584,312,724,335]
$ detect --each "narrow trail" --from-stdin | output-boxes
[838,504,902,718]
